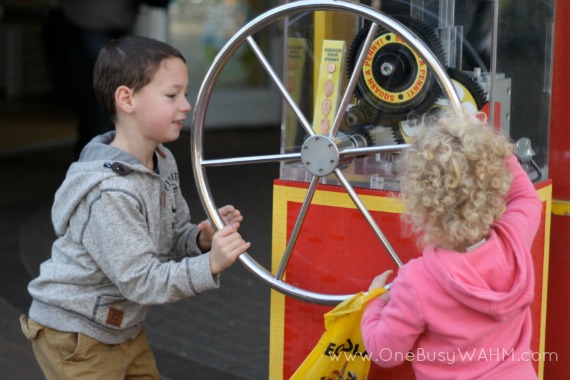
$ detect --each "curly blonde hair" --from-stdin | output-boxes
[398,111,513,252]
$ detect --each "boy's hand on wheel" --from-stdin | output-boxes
[209,223,250,275]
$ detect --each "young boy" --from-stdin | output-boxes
[20,35,251,379]
[362,111,541,378]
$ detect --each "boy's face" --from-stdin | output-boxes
[132,57,191,144]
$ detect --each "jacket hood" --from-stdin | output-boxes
[52,132,154,236]
[423,224,534,321]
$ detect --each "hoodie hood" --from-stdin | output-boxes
[423,223,534,321]
[52,132,154,236]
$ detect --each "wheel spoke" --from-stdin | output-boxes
[339,143,410,158]
[201,152,301,167]
[329,23,379,138]
[334,168,403,268]
[276,175,319,280]
[246,36,315,137]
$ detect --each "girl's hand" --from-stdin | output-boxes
[197,205,244,251]
[369,270,393,302]
[209,223,251,275]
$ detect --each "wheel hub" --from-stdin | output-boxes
[301,135,339,176]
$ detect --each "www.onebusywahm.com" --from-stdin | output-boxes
[328,348,558,364]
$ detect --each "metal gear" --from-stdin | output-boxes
[353,125,375,147]
[347,15,446,120]
[392,67,488,143]
[446,67,487,111]
[349,124,375,159]
[343,103,375,129]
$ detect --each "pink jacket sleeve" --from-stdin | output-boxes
[499,155,542,247]
[360,266,425,367]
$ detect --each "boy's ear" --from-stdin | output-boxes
[115,86,135,114]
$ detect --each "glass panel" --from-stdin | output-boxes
[496,0,554,180]
[277,0,554,188]
[168,0,280,128]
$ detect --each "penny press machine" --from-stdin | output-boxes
[191,0,559,378]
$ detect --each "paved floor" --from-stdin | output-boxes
[0,126,281,379]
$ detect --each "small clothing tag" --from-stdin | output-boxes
[106,307,125,328]
[466,239,486,252]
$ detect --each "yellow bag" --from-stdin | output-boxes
[290,288,386,380]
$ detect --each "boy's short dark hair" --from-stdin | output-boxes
[93,35,186,120]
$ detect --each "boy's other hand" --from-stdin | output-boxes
[197,205,244,251]
[209,223,250,275]
[218,205,243,225]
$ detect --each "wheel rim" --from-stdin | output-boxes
[192,0,462,305]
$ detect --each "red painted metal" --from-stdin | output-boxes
[544,0,570,377]
[276,180,548,379]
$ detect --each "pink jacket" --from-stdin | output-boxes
[361,156,542,379]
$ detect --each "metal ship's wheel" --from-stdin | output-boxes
[192,0,462,305]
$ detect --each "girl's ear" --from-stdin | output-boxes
[115,85,135,114]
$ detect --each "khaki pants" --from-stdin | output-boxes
[20,315,161,380]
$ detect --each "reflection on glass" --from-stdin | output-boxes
[169,0,257,87]
[168,0,277,127]
[201,0,253,84]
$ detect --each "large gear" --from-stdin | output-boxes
[393,67,488,143]
[446,67,487,111]
[347,15,446,120]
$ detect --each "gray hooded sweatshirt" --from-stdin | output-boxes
[28,132,219,344]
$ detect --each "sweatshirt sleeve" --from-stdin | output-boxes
[161,150,205,260]
[82,189,218,305]
[361,266,425,367]
[171,188,203,259]
[499,155,542,247]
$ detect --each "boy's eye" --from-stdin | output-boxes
[167,94,176,99]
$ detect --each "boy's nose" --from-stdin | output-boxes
[181,98,192,113]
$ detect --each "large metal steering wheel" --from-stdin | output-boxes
[192,0,462,305]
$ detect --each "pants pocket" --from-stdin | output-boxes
[42,326,81,362]
[20,314,43,340]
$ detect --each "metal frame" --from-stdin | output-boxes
[192,0,462,305]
